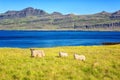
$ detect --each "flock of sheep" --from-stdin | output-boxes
[30,49,86,61]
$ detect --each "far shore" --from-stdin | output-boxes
[102,42,120,45]
[0,29,120,32]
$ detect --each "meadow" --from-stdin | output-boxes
[0,45,120,80]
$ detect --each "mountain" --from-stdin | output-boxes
[110,10,120,19]
[95,11,111,16]
[51,12,63,15]
[0,7,120,31]
[112,10,120,15]
[0,7,48,19]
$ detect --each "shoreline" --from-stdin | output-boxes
[0,44,120,49]
[0,29,120,32]
[102,42,120,45]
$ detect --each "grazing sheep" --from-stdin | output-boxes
[59,52,68,57]
[74,54,86,61]
[30,49,45,57]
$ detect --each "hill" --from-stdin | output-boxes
[0,7,120,31]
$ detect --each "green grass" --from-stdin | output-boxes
[0,45,120,80]
[0,14,120,31]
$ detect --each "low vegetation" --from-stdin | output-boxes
[0,7,120,30]
[0,45,120,80]
[0,16,120,31]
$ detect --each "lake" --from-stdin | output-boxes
[0,30,120,48]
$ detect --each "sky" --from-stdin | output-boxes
[0,0,120,15]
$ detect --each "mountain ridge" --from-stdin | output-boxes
[0,7,120,31]
[1,7,120,19]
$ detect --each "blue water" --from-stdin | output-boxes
[0,30,120,48]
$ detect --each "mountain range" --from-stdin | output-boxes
[0,7,120,31]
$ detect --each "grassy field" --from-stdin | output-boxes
[0,45,120,80]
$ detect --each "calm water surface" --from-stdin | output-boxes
[0,30,120,48]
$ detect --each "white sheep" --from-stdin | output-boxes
[30,49,45,57]
[74,54,86,61]
[59,52,68,57]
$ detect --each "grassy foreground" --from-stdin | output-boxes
[0,45,120,80]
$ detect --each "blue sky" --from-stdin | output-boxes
[0,0,120,14]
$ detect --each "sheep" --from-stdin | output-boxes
[30,48,45,57]
[74,54,86,61]
[59,52,68,57]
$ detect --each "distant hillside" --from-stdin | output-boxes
[0,7,48,19]
[0,7,120,31]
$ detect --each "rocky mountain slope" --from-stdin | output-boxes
[0,7,120,31]
[0,7,48,19]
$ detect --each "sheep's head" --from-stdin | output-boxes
[30,48,35,51]
[74,54,78,59]
[30,48,35,57]
[74,53,77,56]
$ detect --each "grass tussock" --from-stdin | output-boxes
[0,45,120,80]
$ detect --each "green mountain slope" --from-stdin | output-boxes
[0,7,120,31]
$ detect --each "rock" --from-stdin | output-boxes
[0,7,48,19]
